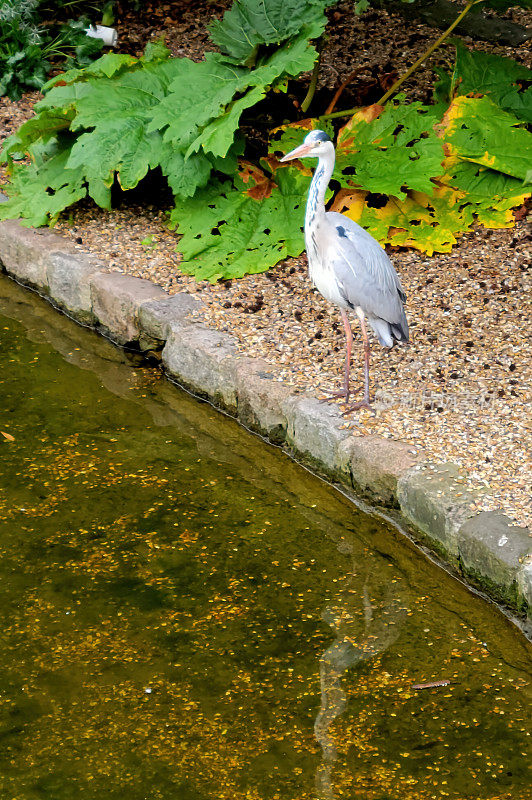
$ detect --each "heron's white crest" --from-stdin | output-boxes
[280,129,334,162]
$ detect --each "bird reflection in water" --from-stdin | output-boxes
[314,548,408,799]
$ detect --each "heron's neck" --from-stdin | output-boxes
[305,149,335,231]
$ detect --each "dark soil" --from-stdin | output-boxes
[109,0,531,113]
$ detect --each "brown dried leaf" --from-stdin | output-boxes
[238,160,276,201]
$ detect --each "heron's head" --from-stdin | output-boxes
[280,130,334,162]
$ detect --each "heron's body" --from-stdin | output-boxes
[303,141,408,347]
[281,129,409,409]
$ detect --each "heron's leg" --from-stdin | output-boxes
[319,308,353,402]
[343,310,373,414]
[341,308,353,401]
[360,313,371,403]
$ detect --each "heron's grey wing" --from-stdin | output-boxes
[324,212,406,325]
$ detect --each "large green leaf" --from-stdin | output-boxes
[444,160,529,228]
[151,33,318,160]
[59,59,194,192]
[208,0,331,62]
[332,166,528,257]
[41,43,168,92]
[320,93,530,256]
[66,61,183,133]
[169,162,309,281]
[186,86,268,160]
[1,106,75,161]
[435,43,532,123]
[0,137,86,227]
[147,54,248,149]
[335,101,445,199]
[159,146,213,199]
[42,52,138,91]
[443,95,531,180]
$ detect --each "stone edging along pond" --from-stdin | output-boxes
[1,218,531,626]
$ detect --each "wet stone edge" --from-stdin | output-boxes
[0,218,530,623]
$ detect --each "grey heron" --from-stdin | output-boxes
[281,130,409,411]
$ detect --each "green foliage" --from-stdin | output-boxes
[209,0,331,63]
[0,0,47,100]
[1,135,87,226]
[0,0,106,100]
[169,161,311,281]
[444,95,530,180]
[444,160,528,228]
[434,42,532,123]
[42,48,205,194]
[0,0,324,272]
[327,89,531,255]
[334,100,445,199]
[148,33,317,161]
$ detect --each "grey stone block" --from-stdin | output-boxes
[46,251,101,324]
[0,219,66,291]
[458,512,531,602]
[283,395,352,476]
[339,435,425,506]
[138,292,204,343]
[397,462,476,556]
[90,271,166,345]
[517,557,532,610]
[234,358,292,444]
[162,324,239,412]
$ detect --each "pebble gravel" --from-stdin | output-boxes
[48,206,531,529]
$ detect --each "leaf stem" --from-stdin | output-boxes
[300,38,323,114]
[324,67,362,115]
[321,0,484,120]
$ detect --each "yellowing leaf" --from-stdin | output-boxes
[335,100,445,199]
[442,95,531,180]
[1,431,15,441]
[325,96,531,255]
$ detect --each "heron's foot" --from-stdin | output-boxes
[319,388,350,404]
[341,399,374,415]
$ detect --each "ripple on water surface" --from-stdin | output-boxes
[0,276,530,800]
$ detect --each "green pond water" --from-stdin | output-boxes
[0,275,530,800]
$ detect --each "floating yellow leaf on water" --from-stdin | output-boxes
[1,431,15,441]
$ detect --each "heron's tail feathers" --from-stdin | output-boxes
[369,315,409,348]
[391,319,409,343]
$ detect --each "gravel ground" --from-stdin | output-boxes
[1,3,531,527]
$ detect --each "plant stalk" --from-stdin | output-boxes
[300,38,323,114]
[321,0,483,120]
[324,67,363,115]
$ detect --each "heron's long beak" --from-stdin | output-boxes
[280,143,313,162]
